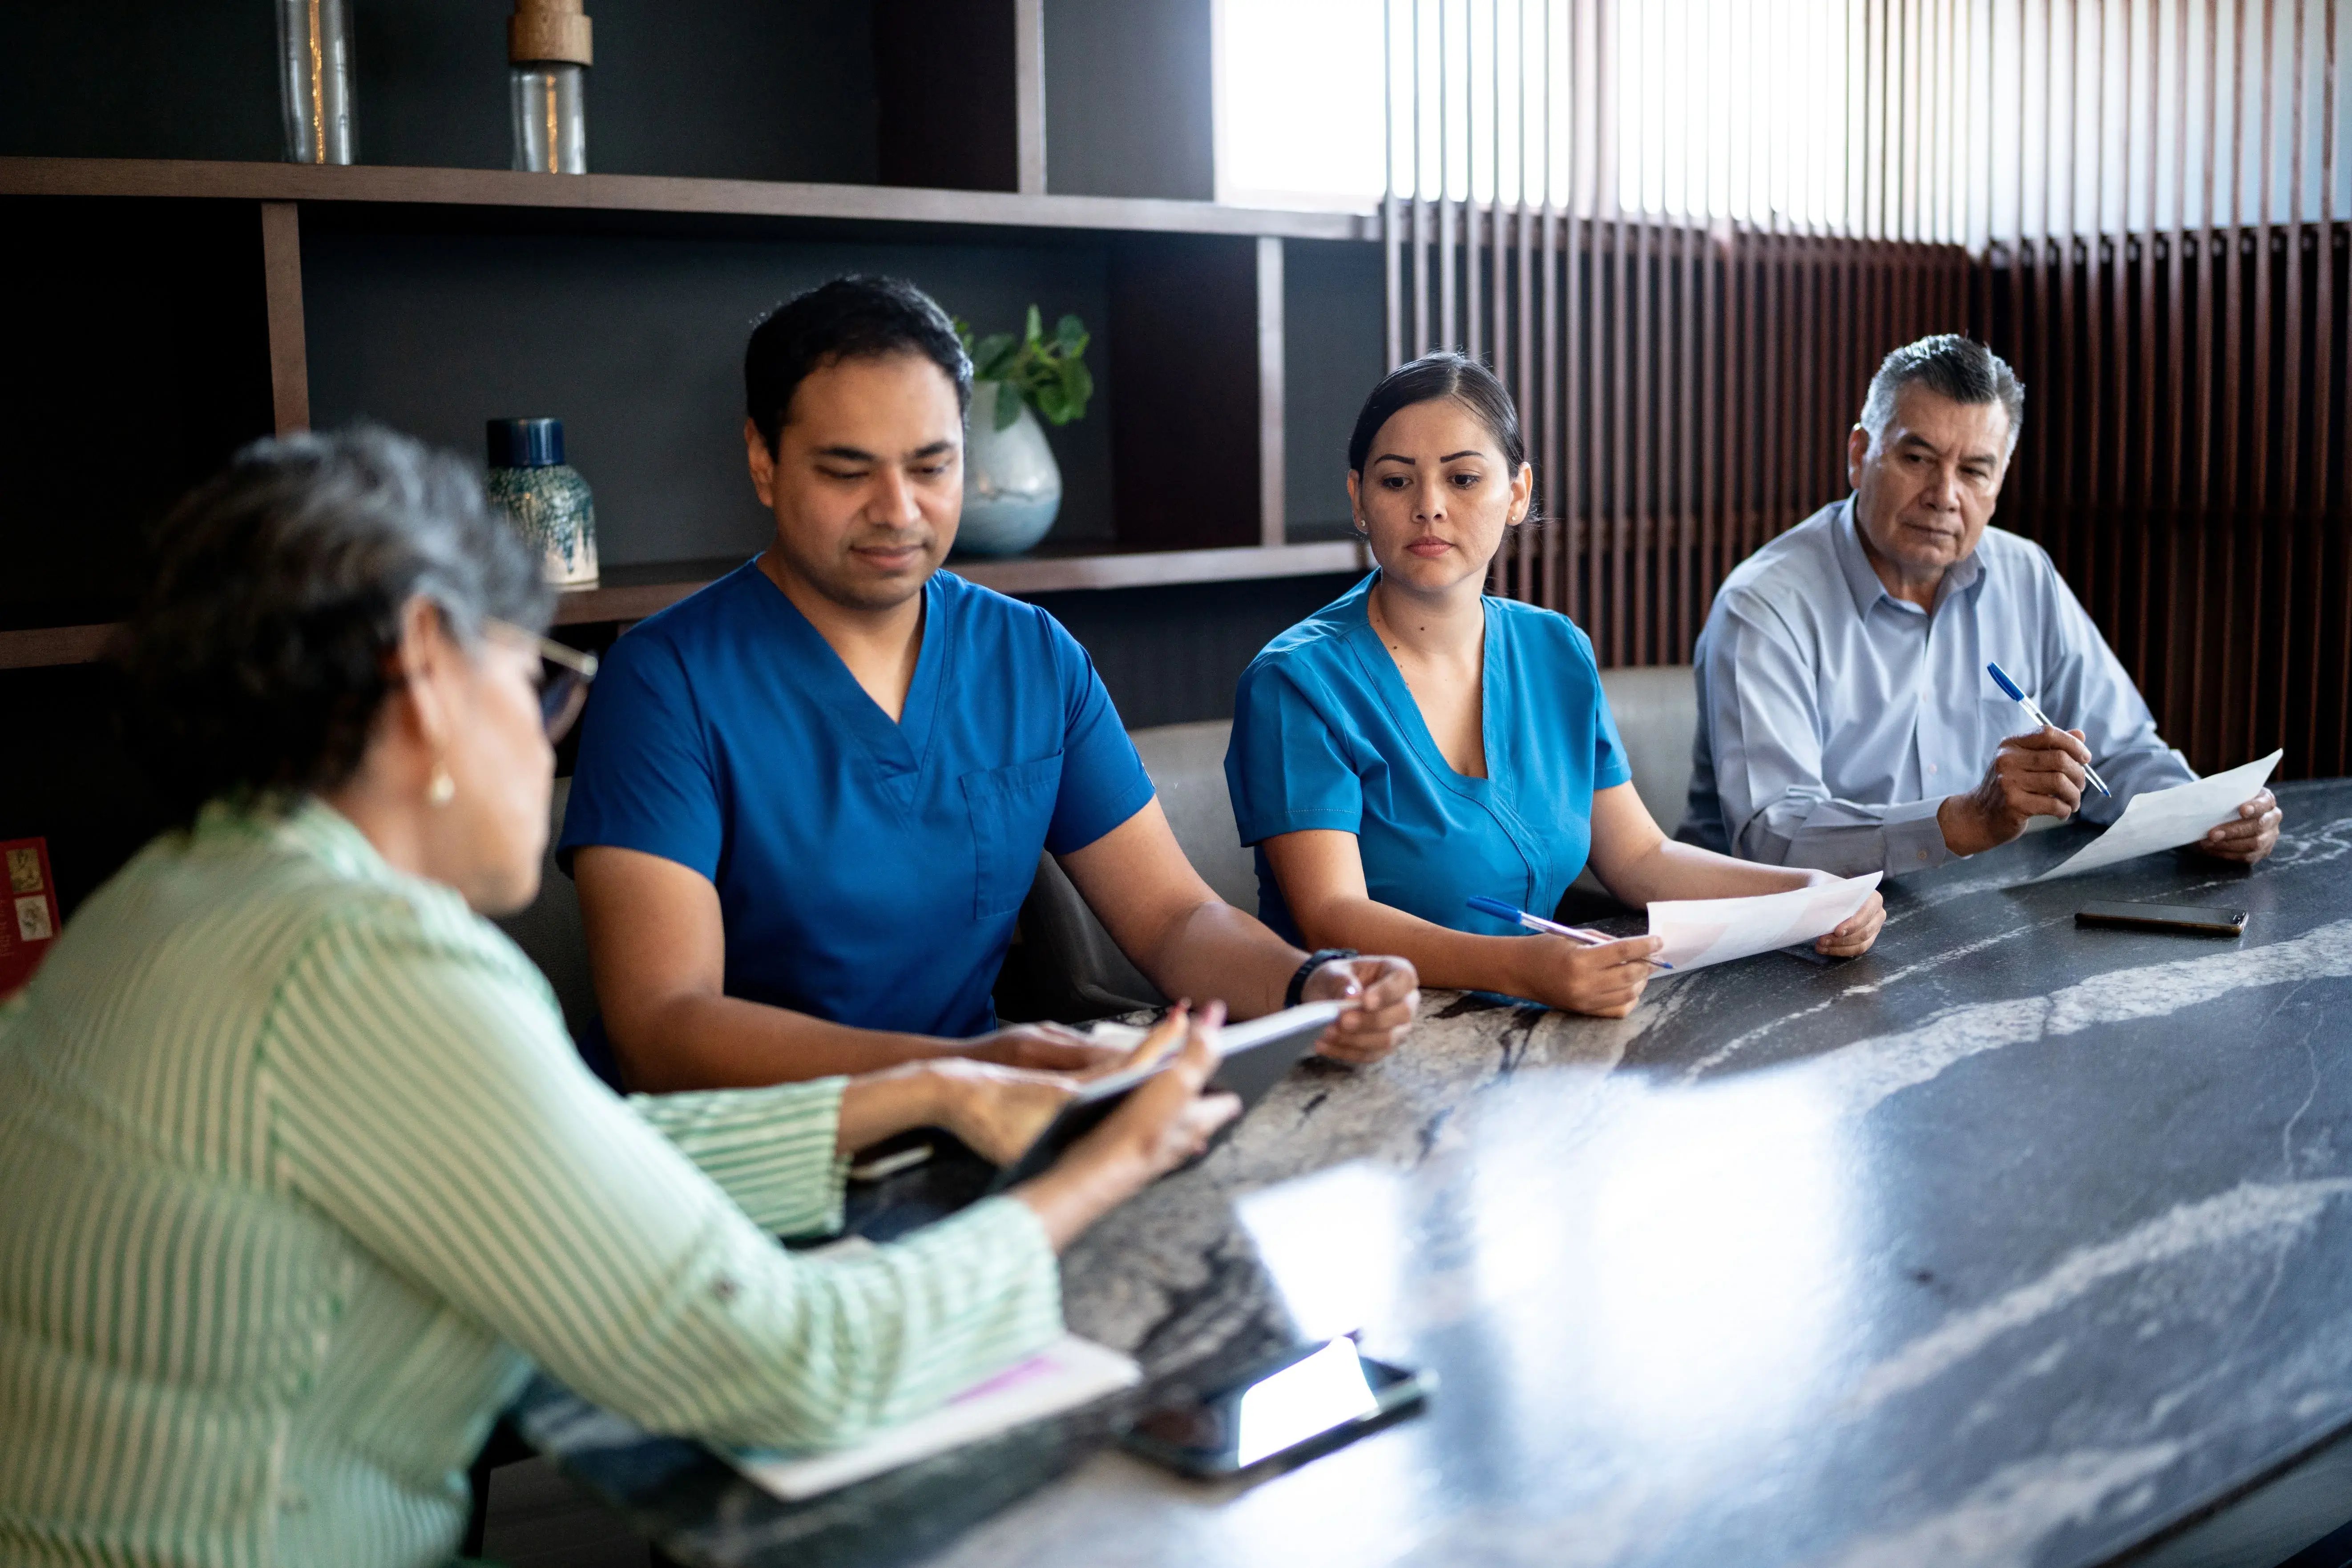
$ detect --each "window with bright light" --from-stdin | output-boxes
[1216,0,1389,208]
[1220,1,2350,235]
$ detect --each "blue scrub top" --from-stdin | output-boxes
[559,561,1155,1059]
[1224,573,1631,944]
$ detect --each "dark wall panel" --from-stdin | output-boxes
[1979,231,2352,781]
[560,0,877,185]
[0,665,165,923]
[1284,238,1386,539]
[302,221,1118,566]
[1033,572,1362,731]
[0,0,878,184]
[0,2,280,162]
[1043,0,1212,201]
[1106,234,1259,550]
[0,197,277,628]
[872,0,1016,192]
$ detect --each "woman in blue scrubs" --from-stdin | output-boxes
[1225,354,1885,1017]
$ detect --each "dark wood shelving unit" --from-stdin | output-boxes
[3,156,1377,669]
[0,0,1388,915]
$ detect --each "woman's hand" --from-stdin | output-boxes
[921,1059,1087,1165]
[1300,955,1422,1064]
[1512,933,1664,1019]
[1814,889,1886,958]
[960,1022,1129,1076]
[1012,1003,1243,1250]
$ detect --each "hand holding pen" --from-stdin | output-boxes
[1935,663,2107,857]
[1467,896,1670,1021]
[1987,662,2110,796]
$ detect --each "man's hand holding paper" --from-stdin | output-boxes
[2030,752,2284,883]
[2196,786,2282,864]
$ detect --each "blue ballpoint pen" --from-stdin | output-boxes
[1985,661,2111,797]
[1467,896,1674,969]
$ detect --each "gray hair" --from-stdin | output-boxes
[123,423,553,824]
[1857,335,2025,457]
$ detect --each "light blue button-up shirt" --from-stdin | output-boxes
[1678,499,2195,877]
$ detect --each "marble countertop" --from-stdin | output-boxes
[517,777,2352,1568]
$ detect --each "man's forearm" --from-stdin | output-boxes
[613,992,956,1092]
[1740,794,1952,878]
[1128,900,1303,1020]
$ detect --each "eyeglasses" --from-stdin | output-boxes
[488,622,600,742]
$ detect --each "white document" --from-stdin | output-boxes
[1645,873,1883,973]
[727,1334,1141,1501]
[2028,750,2282,883]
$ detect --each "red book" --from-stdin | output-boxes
[0,838,62,997]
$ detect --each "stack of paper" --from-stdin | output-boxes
[2028,751,2282,883]
[728,1334,1141,1501]
[1646,873,1884,973]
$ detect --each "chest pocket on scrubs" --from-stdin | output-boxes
[961,754,1065,918]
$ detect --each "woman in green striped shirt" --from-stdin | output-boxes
[0,427,1236,1568]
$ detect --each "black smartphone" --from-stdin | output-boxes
[1118,1338,1432,1479]
[2076,901,2248,937]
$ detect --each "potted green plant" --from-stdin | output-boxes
[954,307,1093,556]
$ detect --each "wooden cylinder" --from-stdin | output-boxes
[510,0,591,67]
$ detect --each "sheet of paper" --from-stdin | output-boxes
[2027,750,2282,883]
[1085,1021,1151,1052]
[729,1334,1141,1501]
[1645,873,1883,973]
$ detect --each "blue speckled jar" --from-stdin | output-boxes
[486,417,599,585]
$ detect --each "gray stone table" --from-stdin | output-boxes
[516,777,2352,1568]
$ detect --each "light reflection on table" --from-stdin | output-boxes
[517,781,2352,1568]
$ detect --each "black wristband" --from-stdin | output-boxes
[1286,948,1359,1010]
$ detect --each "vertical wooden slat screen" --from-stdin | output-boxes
[1386,0,2348,780]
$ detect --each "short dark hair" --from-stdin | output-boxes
[1859,335,2025,455]
[1347,351,1530,499]
[120,424,552,826]
[744,275,972,451]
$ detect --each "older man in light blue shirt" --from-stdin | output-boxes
[1680,335,2282,878]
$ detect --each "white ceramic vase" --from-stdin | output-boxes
[957,382,1062,557]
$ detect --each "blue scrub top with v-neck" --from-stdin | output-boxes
[1224,572,1632,945]
[558,561,1155,1049]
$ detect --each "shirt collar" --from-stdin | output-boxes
[1832,496,1987,617]
[193,793,399,887]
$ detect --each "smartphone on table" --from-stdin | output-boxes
[1118,1336,1432,1479]
[2075,902,2248,938]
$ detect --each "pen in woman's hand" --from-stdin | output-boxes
[1467,896,1674,970]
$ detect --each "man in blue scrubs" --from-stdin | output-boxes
[1680,335,2282,877]
[561,276,1420,1090]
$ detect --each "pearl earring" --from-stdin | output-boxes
[427,762,456,807]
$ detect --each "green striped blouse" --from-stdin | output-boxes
[0,798,1063,1568]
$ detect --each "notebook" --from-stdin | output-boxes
[726,1332,1140,1501]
